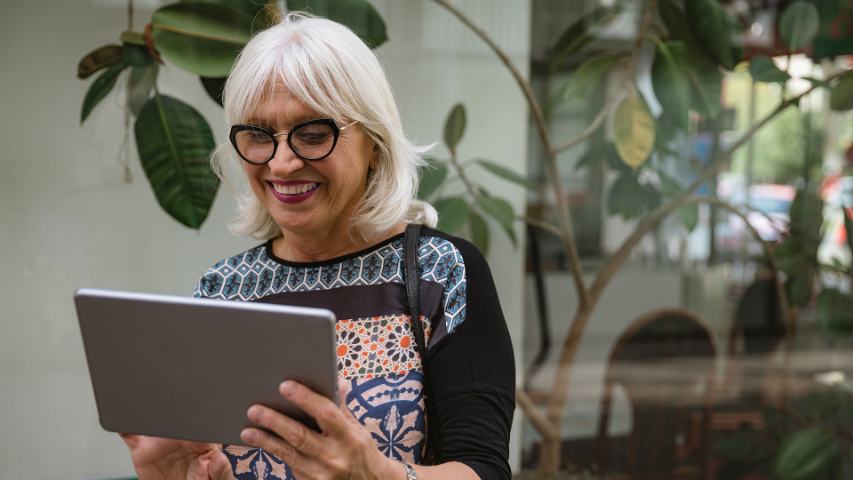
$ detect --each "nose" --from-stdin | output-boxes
[267,141,306,176]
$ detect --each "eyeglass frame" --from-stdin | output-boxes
[228,118,357,164]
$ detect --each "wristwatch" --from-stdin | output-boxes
[403,463,418,480]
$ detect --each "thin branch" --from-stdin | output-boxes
[550,96,616,155]
[432,0,591,307]
[516,387,559,441]
[522,216,563,237]
[688,195,793,330]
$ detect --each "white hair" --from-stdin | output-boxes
[211,12,437,241]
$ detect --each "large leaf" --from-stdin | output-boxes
[817,288,853,336]
[443,103,466,152]
[789,187,824,251]
[151,2,253,77]
[549,6,617,68]
[434,196,470,233]
[287,0,388,48]
[476,195,517,247]
[749,55,791,84]
[77,44,123,79]
[608,172,661,220]
[773,427,839,480]
[417,158,448,200]
[612,94,655,168]
[830,71,853,111]
[128,63,159,116]
[560,53,621,102]
[81,63,128,124]
[200,76,227,106]
[122,43,153,67]
[475,159,534,189]
[685,0,742,70]
[469,212,490,256]
[686,47,722,119]
[652,41,690,130]
[183,0,272,29]
[779,1,821,50]
[134,94,219,229]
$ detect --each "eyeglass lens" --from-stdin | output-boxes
[234,122,337,163]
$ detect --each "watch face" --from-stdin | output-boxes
[404,463,418,480]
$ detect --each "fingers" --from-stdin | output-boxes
[246,405,323,457]
[240,428,310,474]
[337,379,359,424]
[278,381,348,435]
[208,451,236,480]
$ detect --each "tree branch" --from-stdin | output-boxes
[431,0,591,307]
[516,387,559,441]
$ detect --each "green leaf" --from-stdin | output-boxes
[77,44,123,79]
[128,63,159,116]
[151,2,253,77]
[200,76,226,106]
[417,158,448,200]
[830,71,853,111]
[817,288,853,336]
[686,54,722,119]
[434,196,470,233]
[549,6,617,68]
[443,103,466,152]
[122,42,153,67]
[81,63,128,124]
[559,53,621,102]
[659,173,698,231]
[469,212,490,256]
[652,41,690,130]
[475,159,534,189]
[286,0,388,48]
[608,172,661,220]
[790,187,824,252]
[749,55,791,84]
[844,213,853,268]
[183,0,271,29]
[134,94,219,229]
[773,427,839,480]
[476,195,517,247]
[779,1,820,50]
[612,94,656,169]
[685,0,742,70]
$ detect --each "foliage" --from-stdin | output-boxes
[78,0,387,229]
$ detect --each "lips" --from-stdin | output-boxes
[267,180,321,204]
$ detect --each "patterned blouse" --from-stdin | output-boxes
[194,227,515,480]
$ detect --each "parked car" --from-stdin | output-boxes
[818,175,853,267]
[716,184,796,256]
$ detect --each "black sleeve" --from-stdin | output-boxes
[423,230,516,480]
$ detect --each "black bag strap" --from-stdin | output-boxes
[403,223,428,366]
[404,222,433,463]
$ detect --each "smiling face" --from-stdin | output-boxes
[241,84,375,243]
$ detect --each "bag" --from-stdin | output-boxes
[403,223,432,462]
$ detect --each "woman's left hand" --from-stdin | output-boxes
[240,380,402,480]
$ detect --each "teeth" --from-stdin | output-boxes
[273,183,318,195]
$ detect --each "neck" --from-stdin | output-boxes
[272,221,406,263]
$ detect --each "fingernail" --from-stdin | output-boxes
[280,381,295,395]
[241,429,256,442]
[247,405,261,422]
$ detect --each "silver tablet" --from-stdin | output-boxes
[74,288,338,445]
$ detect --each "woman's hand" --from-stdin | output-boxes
[239,380,403,480]
[120,434,236,480]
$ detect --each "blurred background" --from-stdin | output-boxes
[1,0,852,479]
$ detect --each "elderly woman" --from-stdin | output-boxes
[121,12,515,480]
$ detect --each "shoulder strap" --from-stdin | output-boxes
[403,223,428,366]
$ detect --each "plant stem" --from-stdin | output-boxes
[431,0,590,309]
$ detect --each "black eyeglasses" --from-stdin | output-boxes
[229,118,357,164]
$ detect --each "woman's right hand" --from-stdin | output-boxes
[120,434,236,480]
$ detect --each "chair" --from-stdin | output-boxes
[596,308,717,479]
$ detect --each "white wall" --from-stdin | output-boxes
[0,0,529,478]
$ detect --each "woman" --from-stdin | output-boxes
[122,12,515,480]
